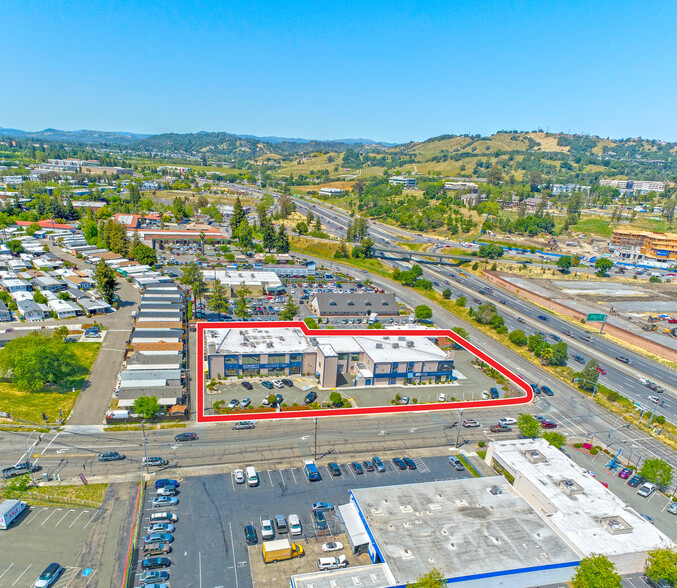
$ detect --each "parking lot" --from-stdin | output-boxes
[0,505,97,587]
[205,350,508,415]
[132,455,472,588]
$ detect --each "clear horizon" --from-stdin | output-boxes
[2,1,676,144]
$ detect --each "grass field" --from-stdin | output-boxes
[3,482,109,507]
[0,342,101,425]
[571,217,612,237]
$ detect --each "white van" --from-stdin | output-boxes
[246,466,259,487]
[289,514,302,536]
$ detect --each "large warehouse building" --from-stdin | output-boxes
[296,477,580,588]
[204,327,455,387]
[309,292,400,318]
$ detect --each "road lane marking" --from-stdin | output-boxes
[41,432,61,455]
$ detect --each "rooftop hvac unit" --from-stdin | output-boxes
[375,343,383,349]
[392,342,399,348]
[398,336,406,341]
[406,340,415,347]
[266,341,273,348]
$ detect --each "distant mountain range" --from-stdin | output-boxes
[0,127,151,145]
[0,126,394,148]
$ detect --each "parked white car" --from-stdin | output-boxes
[498,417,517,426]
[261,519,274,540]
[234,469,245,484]
[322,541,344,552]
[637,482,656,498]
[318,555,348,570]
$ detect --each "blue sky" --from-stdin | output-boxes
[1,1,676,143]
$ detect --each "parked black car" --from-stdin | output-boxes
[174,433,198,442]
[241,381,253,390]
[244,524,258,545]
[141,557,171,570]
[304,391,318,404]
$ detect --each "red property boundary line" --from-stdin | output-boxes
[196,321,533,423]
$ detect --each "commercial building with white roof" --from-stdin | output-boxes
[202,270,282,296]
[485,438,675,574]
[204,327,454,387]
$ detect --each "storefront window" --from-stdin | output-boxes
[350,353,360,362]
[267,354,285,364]
[242,355,260,365]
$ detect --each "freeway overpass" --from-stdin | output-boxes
[373,246,478,264]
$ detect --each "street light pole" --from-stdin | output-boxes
[455,409,464,449]
[313,417,318,460]
[141,422,150,475]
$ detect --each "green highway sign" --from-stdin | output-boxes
[587,313,606,322]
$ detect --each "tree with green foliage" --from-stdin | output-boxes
[475,302,498,324]
[577,359,600,392]
[261,218,277,251]
[517,414,541,439]
[639,458,673,488]
[279,297,299,321]
[133,395,161,420]
[415,305,432,320]
[234,286,252,320]
[352,237,375,259]
[406,568,446,588]
[304,317,319,329]
[549,341,569,366]
[455,296,466,307]
[594,257,613,277]
[0,332,80,392]
[451,326,468,340]
[478,243,504,259]
[7,240,24,255]
[207,279,229,320]
[367,322,383,329]
[542,431,567,449]
[277,193,296,218]
[25,222,41,236]
[329,391,344,406]
[128,183,141,206]
[486,165,503,185]
[235,219,253,249]
[130,242,157,265]
[94,259,119,304]
[33,291,48,304]
[645,547,677,587]
[294,221,308,234]
[230,196,246,232]
[442,288,451,299]
[276,225,290,253]
[53,325,70,341]
[557,256,572,272]
[334,240,350,259]
[508,329,528,346]
[571,554,621,588]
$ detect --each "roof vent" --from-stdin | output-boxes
[398,336,406,341]
[600,516,633,535]
[406,340,415,347]
[375,343,383,349]
[524,449,546,464]
[559,479,584,495]
[392,342,399,348]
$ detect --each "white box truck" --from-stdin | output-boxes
[0,499,28,529]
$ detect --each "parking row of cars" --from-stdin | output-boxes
[139,479,182,586]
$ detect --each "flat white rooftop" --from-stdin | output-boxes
[350,476,579,585]
[488,439,675,558]
[205,327,314,355]
[202,269,282,289]
[291,563,395,588]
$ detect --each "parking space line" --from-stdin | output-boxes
[41,508,62,526]
[0,563,14,581]
[279,469,286,487]
[347,465,356,478]
[267,470,273,486]
[290,468,297,484]
[231,473,235,491]
[25,507,48,525]
[55,509,75,527]
[69,510,87,528]
[11,564,31,587]
[228,522,239,588]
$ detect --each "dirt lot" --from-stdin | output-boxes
[249,533,371,588]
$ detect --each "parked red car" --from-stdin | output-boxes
[618,468,632,479]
